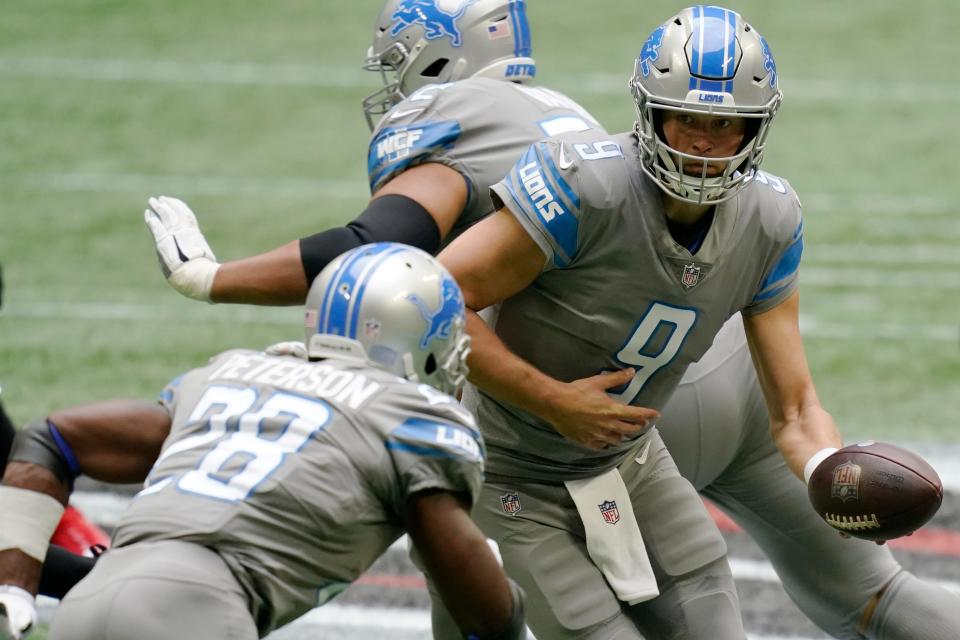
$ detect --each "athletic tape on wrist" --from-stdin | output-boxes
[0,486,66,562]
[168,258,220,302]
[803,447,839,485]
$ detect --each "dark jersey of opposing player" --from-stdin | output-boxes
[112,349,483,637]
[367,76,603,245]
[482,130,804,482]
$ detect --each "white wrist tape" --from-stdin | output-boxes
[168,258,220,302]
[0,486,66,562]
[803,447,839,485]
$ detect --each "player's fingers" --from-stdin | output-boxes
[589,368,635,391]
[613,404,660,424]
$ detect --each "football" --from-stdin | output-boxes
[807,441,943,541]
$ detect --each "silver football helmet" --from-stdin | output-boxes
[304,242,471,395]
[629,6,782,205]
[362,0,536,129]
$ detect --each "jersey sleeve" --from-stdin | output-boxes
[489,138,586,270]
[373,382,485,508]
[742,174,804,316]
[367,83,467,194]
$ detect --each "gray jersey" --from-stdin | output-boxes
[368,76,602,244]
[484,130,804,481]
[112,349,483,637]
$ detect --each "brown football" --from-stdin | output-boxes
[807,441,943,541]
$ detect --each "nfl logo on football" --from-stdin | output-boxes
[598,500,620,524]
[681,263,701,288]
[831,461,861,502]
[500,492,522,515]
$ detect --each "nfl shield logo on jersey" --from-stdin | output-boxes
[598,500,620,524]
[831,461,861,502]
[500,492,522,515]
[681,263,701,289]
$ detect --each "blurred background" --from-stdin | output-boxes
[1,1,957,638]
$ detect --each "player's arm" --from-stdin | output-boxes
[144,163,467,305]
[0,401,170,591]
[403,489,526,640]
[743,290,843,481]
[439,209,657,449]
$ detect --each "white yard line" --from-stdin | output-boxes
[2,56,958,106]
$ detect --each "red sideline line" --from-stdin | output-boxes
[702,499,960,558]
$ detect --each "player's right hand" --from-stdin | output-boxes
[0,586,37,640]
[544,368,659,450]
[144,196,221,302]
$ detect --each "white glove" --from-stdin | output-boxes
[144,196,221,302]
[0,586,37,640]
[264,341,308,359]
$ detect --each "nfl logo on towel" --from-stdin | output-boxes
[487,21,512,40]
[500,492,522,515]
[599,500,620,524]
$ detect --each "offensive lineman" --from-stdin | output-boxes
[0,244,526,640]
[27,1,959,639]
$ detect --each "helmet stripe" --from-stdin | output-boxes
[347,244,408,337]
[321,243,395,337]
[512,0,532,58]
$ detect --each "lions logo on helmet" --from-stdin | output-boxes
[389,0,477,47]
[363,0,536,129]
[629,5,782,205]
[304,243,471,395]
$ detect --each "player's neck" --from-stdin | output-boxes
[661,194,713,226]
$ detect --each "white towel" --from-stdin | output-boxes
[565,467,659,604]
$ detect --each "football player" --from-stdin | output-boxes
[436,6,956,640]
[0,244,526,640]
[129,1,960,639]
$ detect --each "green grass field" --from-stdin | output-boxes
[2,0,957,449]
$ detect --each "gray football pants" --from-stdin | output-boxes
[431,429,744,639]
[657,330,960,640]
[49,540,258,640]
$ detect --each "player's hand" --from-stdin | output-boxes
[264,341,308,359]
[144,196,221,302]
[0,586,37,640]
[543,368,659,450]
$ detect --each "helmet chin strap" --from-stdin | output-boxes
[400,353,420,383]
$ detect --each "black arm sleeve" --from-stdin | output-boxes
[299,193,441,285]
[40,545,97,599]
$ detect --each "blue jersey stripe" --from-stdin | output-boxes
[388,417,483,460]
[510,145,579,265]
[753,223,804,303]
[367,122,462,190]
[538,142,581,210]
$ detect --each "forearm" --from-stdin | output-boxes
[464,310,562,420]
[0,462,69,593]
[771,402,843,480]
[210,240,307,305]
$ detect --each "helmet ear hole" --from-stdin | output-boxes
[424,353,438,375]
[421,58,450,78]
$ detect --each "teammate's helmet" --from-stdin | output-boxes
[362,0,536,128]
[304,243,471,395]
[629,5,782,205]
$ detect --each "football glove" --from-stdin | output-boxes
[144,196,220,302]
[264,341,308,359]
[0,586,37,640]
